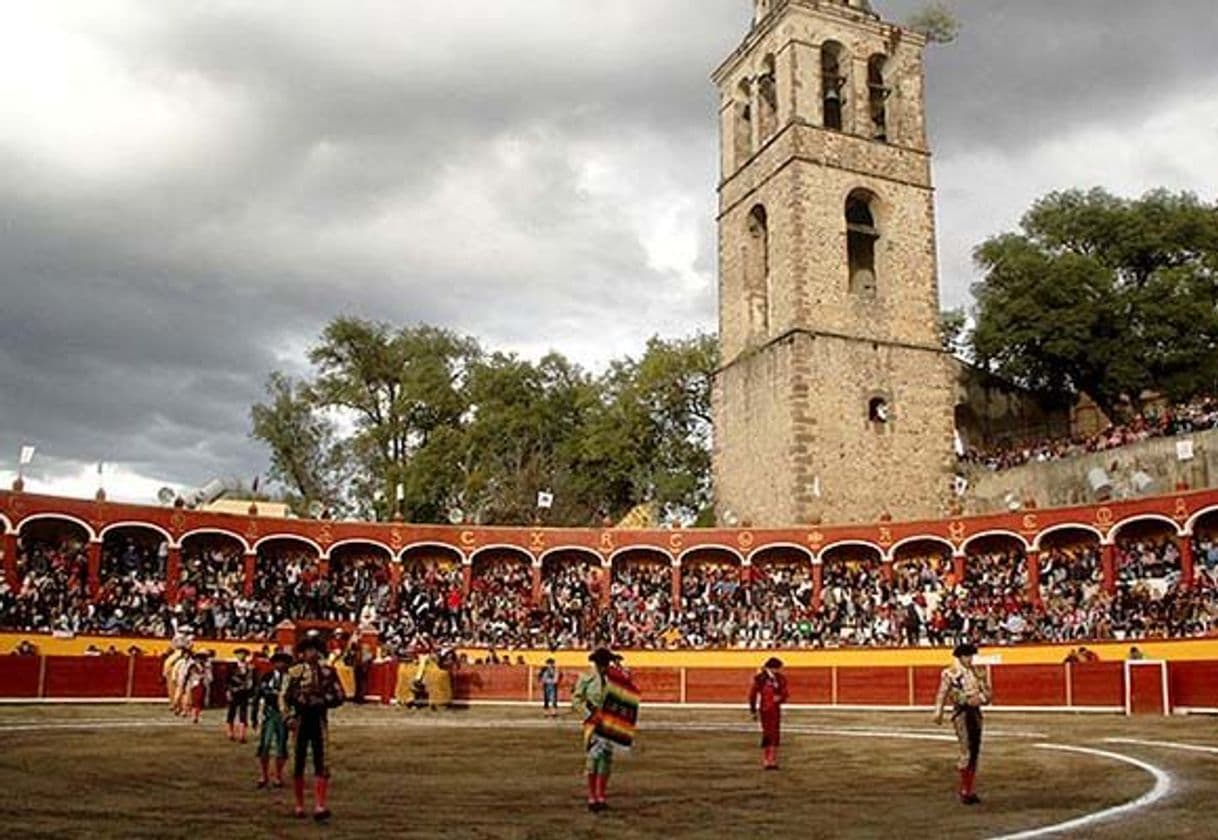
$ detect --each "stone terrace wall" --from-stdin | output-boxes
[963,428,1218,515]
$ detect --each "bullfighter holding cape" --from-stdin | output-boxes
[571,647,640,812]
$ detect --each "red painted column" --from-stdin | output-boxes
[600,563,612,609]
[461,562,472,598]
[86,541,101,598]
[1178,535,1195,590]
[671,562,683,611]
[880,560,894,583]
[812,561,824,609]
[1100,543,1117,594]
[953,554,966,583]
[388,561,402,609]
[1026,550,1041,605]
[2,531,16,589]
[243,551,257,598]
[165,545,181,605]
[531,563,543,606]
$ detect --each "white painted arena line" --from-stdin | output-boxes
[1105,737,1218,755]
[986,744,1173,840]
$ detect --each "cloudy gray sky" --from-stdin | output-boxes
[2,0,1217,501]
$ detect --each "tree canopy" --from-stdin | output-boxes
[251,318,717,525]
[969,188,1218,414]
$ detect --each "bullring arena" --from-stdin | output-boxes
[3,488,1218,837]
[3,1,1218,837]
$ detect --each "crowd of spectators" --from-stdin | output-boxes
[5,527,1218,650]
[181,540,270,639]
[533,560,600,649]
[2,535,90,634]
[462,557,533,648]
[380,559,464,652]
[959,396,1218,472]
[607,561,674,649]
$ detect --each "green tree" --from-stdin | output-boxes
[249,372,351,515]
[906,2,960,44]
[251,319,718,526]
[581,333,718,524]
[970,188,1218,414]
[306,318,480,520]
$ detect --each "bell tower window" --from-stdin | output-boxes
[746,204,770,337]
[868,55,890,141]
[846,191,878,296]
[734,79,753,164]
[821,41,847,131]
[758,55,778,143]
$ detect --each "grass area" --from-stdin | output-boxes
[0,704,1215,838]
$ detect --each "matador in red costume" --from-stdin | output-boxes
[748,657,790,770]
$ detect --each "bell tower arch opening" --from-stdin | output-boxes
[846,189,879,297]
[821,40,849,132]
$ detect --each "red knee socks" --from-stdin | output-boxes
[763,746,779,768]
[587,774,598,804]
[959,768,976,797]
[315,777,329,812]
[274,757,286,783]
[258,757,269,783]
[595,774,608,804]
[238,723,247,743]
[293,777,306,814]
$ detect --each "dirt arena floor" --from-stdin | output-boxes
[0,702,1215,839]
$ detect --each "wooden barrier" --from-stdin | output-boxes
[1168,660,1218,710]
[4,656,1218,714]
[1070,662,1124,708]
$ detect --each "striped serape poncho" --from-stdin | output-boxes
[583,665,641,749]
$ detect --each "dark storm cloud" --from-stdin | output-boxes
[919,0,1218,158]
[0,0,1214,496]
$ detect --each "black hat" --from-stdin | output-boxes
[588,647,622,666]
[953,642,978,658]
[764,657,784,670]
[296,636,327,655]
[270,652,294,665]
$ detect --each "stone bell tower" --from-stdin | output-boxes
[711,0,956,526]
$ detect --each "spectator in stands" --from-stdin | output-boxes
[959,395,1218,472]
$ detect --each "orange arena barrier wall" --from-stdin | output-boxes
[5,655,1218,713]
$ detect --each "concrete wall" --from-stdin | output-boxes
[962,429,1216,515]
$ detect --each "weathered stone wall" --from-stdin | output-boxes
[962,430,1218,514]
[712,335,803,526]
[952,360,1073,452]
[714,332,956,526]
